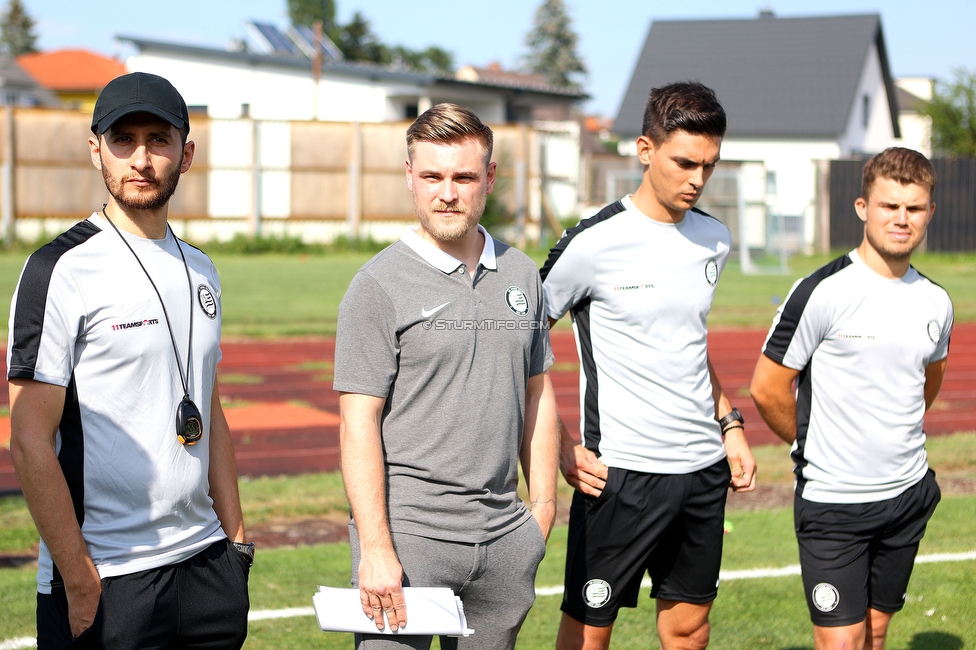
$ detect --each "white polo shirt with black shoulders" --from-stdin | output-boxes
[762,249,953,503]
[7,213,225,593]
[541,195,731,475]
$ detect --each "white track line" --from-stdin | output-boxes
[246,549,976,621]
[4,549,974,644]
[0,638,35,650]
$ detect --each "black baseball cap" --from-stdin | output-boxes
[91,72,189,135]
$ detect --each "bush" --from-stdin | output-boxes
[194,233,388,256]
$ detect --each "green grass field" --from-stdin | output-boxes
[2,434,975,646]
[1,497,972,647]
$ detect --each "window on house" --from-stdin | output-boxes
[405,103,419,119]
[766,171,777,196]
[862,94,870,129]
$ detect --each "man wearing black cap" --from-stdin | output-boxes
[7,72,250,648]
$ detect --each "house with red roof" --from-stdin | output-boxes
[17,49,127,112]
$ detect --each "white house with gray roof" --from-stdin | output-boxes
[118,32,584,124]
[614,12,909,253]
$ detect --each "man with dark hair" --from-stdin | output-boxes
[542,81,756,649]
[7,72,250,649]
[750,147,950,650]
[334,102,559,649]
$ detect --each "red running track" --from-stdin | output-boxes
[1,325,974,491]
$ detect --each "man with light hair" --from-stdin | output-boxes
[751,147,951,649]
[334,102,559,649]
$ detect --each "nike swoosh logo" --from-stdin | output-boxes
[421,302,451,318]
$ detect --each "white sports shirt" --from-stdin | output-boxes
[7,213,225,593]
[541,195,730,474]
[762,250,953,503]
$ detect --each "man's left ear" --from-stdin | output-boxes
[486,161,497,194]
[180,140,195,173]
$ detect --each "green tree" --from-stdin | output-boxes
[330,11,454,75]
[390,45,454,76]
[331,11,386,63]
[0,0,37,57]
[522,0,586,89]
[287,0,335,32]
[921,68,976,158]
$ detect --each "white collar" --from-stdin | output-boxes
[400,224,497,274]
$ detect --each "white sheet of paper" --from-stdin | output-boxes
[313,586,474,637]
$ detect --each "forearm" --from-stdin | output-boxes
[707,355,735,419]
[338,393,406,629]
[13,438,97,584]
[339,395,395,557]
[754,396,797,444]
[559,415,578,457]
[208,387,246,542]
[749,356,799,444]
[343,447,394,555]
[520,374,559,538]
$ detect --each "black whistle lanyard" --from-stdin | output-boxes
[103,210,197,421]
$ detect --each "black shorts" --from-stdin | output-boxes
[795,469,941,627]
[36,538,250,650]
[561,458,731,626]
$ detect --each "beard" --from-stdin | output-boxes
[415,193,487,242]
[101,153,182,211]
[864,226,921,262]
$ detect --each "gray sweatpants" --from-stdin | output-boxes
[350,517,546,650]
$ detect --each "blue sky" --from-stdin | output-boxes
[31,0,976,116]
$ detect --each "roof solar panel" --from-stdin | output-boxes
[289,25,343,61]
[249,21,300,56]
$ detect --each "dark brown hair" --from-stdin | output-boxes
[642,81,726,144]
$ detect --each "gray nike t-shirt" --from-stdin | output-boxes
[334,227,553,543]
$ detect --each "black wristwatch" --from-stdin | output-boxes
[232,541,255,567]
[717,407,744,432]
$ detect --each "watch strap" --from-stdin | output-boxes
[717,407,744,430]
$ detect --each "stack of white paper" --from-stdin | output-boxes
[313,586,474,637]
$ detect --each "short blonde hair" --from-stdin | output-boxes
[406,103,493,165]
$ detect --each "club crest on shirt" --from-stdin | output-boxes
[812,582,840,612]
[198,285,217,319]
[583,579,612,608]
[704,259,719,286]
[927,320,940,344]
[506,286,529,316]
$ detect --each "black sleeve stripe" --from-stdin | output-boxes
[8,221,101,379]
[59,374,86,526]
[539,200,626,282]
[571,298,602,451]
[763,254,853,363]
[690,206,719,222]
